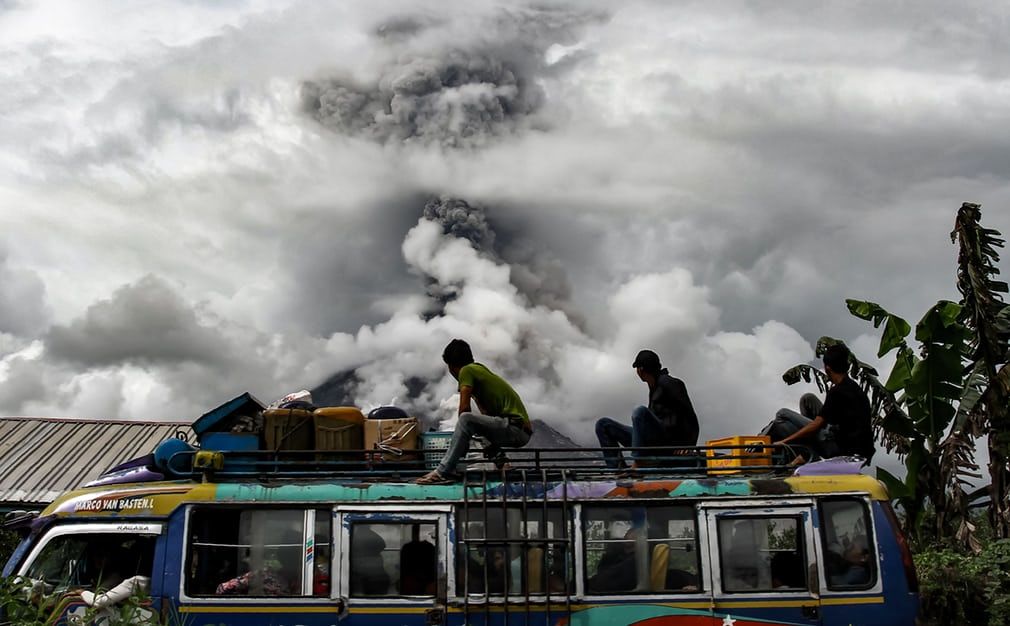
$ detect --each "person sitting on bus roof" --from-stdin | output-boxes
[594,350,699,470]
[416,339,533,485]
[769,344,875,464]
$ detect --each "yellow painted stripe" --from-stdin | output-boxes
[565,602,712,611]
[715,600,812,608]
[445,604,581,613]
[179,606,337,614]
[716,596,884,609]
[820,596,885,606]
[348,607,428,614]
[178,596,883,615]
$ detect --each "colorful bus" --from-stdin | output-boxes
[2,450,918,626]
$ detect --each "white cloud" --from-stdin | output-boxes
[0,0,1006,492]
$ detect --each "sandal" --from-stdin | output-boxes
[415,469,458,485]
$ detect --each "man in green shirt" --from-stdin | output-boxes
[416,339,533,484]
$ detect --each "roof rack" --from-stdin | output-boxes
[165,444,811,482]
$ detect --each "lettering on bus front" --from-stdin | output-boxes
[73,497,155,512]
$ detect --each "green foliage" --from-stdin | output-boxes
[0,529,19,569]
[916,539,1010,626]
[783,203,1010,548]
[951,202,1010,539]
[0,575,178,625]
[842,297,974,543]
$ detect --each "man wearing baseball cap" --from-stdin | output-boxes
[594,349,700,469]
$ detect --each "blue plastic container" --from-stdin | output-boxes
[200,432,259,472]
[420,432,453,470]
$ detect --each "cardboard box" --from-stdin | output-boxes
[364,416,419,461]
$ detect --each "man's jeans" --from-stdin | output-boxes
[437,413,531,476]
[595,405,669,469]
[764,393,839,459]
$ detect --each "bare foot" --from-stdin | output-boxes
[788,455,807,467]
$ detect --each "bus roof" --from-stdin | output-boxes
[40,473,889,519]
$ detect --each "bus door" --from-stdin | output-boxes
[702,501,821,626]
[335,505,451,626]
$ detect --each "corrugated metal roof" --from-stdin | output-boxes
[0,417,192,506]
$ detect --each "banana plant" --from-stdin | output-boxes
[783,203,1010,549]
[850,299,971,544]
[948,203,1010,540]
[784,301,969,543]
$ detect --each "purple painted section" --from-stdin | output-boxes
[793,456,865,476]
[84,466,164,487]
[548,482,617,499]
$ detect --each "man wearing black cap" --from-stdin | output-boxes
[594,350,700,469]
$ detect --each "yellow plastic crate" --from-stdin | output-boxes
[705,435,772,475]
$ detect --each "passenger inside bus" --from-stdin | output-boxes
[399,525,436,595]
[770,551,806,589]
[646,507,700,592]
[827,538,871,587]
[22,533,155,611]
[312,511,331,596]
[350,526,391,596]
[587,528,639,593]
[215,561,293,596]
[722,520,762,591]
[79,536,154,612]
[463,547,509,594]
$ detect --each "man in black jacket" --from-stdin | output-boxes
[595,349,700,469]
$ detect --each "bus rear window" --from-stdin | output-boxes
[820,498,877,590]
[717,516,806,593]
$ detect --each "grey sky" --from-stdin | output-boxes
[2,0,1008,480]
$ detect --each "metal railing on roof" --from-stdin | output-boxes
[164,443,811,482]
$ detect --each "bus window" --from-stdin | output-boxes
[647,506,701,592]
[313,509,332,596]
[25,533,155,593]
[186,509,306,597]
[584,505,699,595]
[717,516,806,592]
[457,507,570,596]
[349,522,437,597]
[820,498,877,589]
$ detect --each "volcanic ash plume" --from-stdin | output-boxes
[299,8,599,148]
[301,53,543,148]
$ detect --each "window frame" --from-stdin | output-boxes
[817,496,880,593]
[715,514,807,594]
[179,506,329,604]
[335,504,451,607]
[579,503,703,598]
[454,504,575,600]
[702,500,821,599]
[16,522,163,587]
